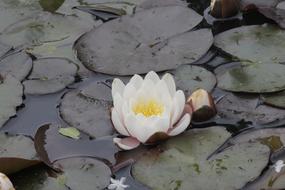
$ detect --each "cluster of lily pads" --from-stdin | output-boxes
[1,0,285,189]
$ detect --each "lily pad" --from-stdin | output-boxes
[214,24,285,63]
[262,91,285,109]
[171,65,217,96]
[0,42,11,58]
[0,74,23,128]
[75,6,213,75]
[0,132,40,174]
[0,51,32,81]
[216,92,285,125]
[59,85,114,138]
[241,0,279,10]
[0,11,97,48]
[23,58,78,95]
[53,157,112,190]
[217,63,285,93]
[133,127,270,190]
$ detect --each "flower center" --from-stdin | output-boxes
[133,99,164,117]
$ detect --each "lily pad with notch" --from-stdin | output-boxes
[0,132,40,174]
[0,74,23,128]
[132,127,270,190]
[75,6,214,75]
[171,65,217,96]
[23,58,78,95]
[214,24,285,63]
[59,81,114,138]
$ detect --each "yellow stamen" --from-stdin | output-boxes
[133,99,164,117]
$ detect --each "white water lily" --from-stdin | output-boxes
[274,160,285,173]
[111,71,192,150]
[108,177,129,190]
[0,173,15,190]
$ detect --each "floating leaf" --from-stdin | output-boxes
[75,6,213,75]
[23,58,78,95]
[0,132,40,174]
[133,127,270,190]
[58,127,80,140]
[39,0,65,13]
[0,42,11,58]
[217,63,285,93]
[171,65,216,96]
[262,91,285,109]
[53,157,112,190]
[0,51,32,81]
[59,83,114,138]
[0,74,23,128]
[214,25,285,63]
[216,92,285,125]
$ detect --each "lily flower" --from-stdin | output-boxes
[111,71,192,150]
[0,173,15,190]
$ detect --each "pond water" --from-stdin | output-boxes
[1,0,285,189]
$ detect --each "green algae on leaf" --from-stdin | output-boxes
[214,25,285,63]
[217,63,285,93]
[133,127,270,190]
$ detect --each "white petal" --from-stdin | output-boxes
[125,114,170,143]
[113,93,123,114]
[129,74,143,89]
[123,83,136,100]
[162,73,176,97]
[171,90,186,125]
[112,78,125,98]
[111,108,129,136]
[0,173,14,190]
[155,80,172,104]
[144,71,160,84]
[113,137,140,150]
[168,114,191,136]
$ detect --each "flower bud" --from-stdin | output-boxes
[210,0,240,18]
[187,89,216,122]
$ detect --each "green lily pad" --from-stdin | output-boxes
[53,157,112,190]
[39,0,65,13]
[262,91,285,109]
[133,127,270,190]
[217,63,285,93]
[58,127,80,140]
[0,132,40,174]
[23,58,78,95]
[75,6,212,75]
[0,74,23,128]
[171,65,216,96]
[0,11,97,48]
[59,85,114,138]
[0,42,11,58]
[0,51,32,81]
[214,24,285,63]
[216,92,285,125]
